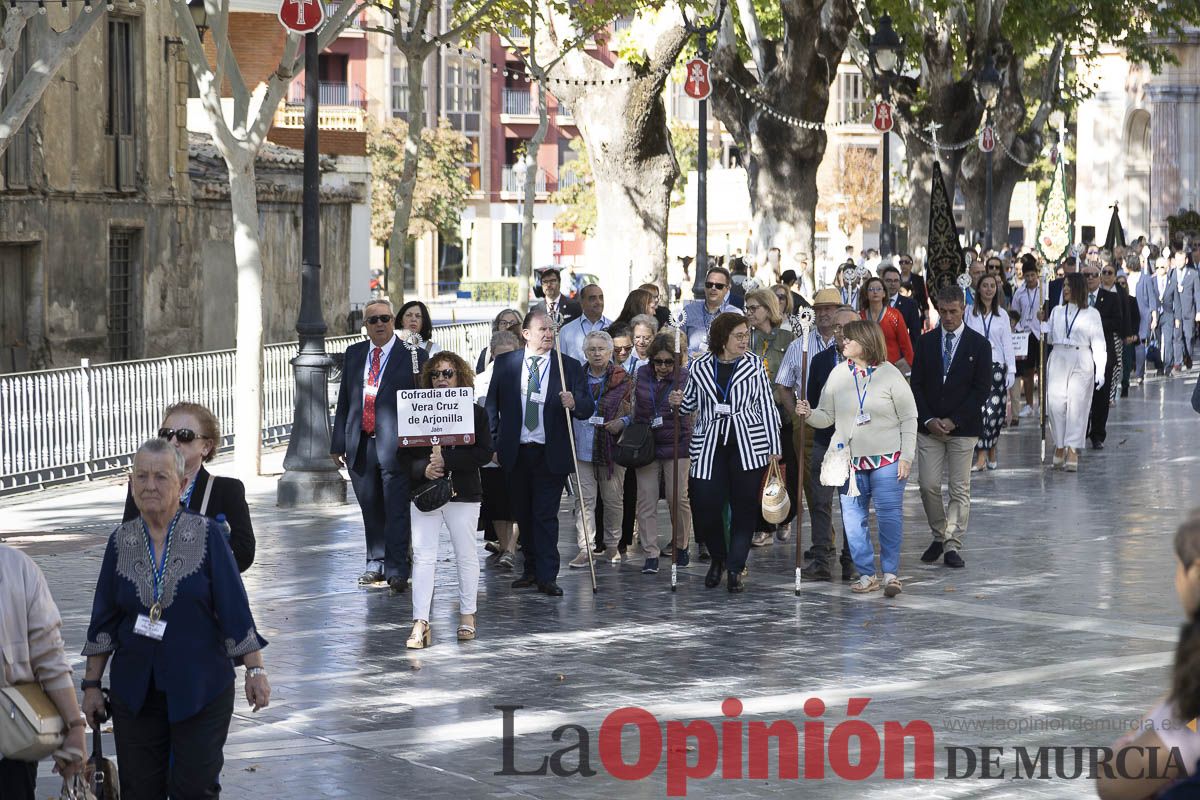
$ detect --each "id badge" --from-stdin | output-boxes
[531,390,547,405]
[855,412,871,426]
[715,403,733,416]
[364,383,379,398]
[134,614,167,641]
[651,416,664,429]
[588,415,605,426]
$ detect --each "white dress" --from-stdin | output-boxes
[1045,304,1107,449]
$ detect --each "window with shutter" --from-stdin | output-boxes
[105,20,138,191]
[1,28,31,190]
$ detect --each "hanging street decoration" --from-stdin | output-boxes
[279,0,323,33]
[871,100,894,133]
[683,57,712,101]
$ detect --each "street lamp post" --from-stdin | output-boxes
[870,14,901,258]
[277,32,347,507]
[975,55,1002,252]
[693,38,709,300]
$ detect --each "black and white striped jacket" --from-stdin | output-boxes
[681,351,782,480]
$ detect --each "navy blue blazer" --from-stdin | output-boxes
[910,325,993,438]
[891,294,922,351]
[805,346,838,448]
[331,336,428,471]
[485,349,594,476]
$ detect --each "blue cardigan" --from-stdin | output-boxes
[83,511,266,722]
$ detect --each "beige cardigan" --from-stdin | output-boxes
[805,360,918,464]
[0,544,74,691]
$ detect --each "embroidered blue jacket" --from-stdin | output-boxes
[83,511,266,722]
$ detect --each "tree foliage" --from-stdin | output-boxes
[368,118,471,246]
[823,146,882,239]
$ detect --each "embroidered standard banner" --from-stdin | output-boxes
[397,388,476,447]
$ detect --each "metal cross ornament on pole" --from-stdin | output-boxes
[789,306,815,597]
[670,305,688,592]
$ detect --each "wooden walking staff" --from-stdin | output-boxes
[548,311,598,593]
[670,306,687,592]
[1038,260,1054,463]
[790,307,815,596]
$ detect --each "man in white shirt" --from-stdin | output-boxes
[556,284,610,364]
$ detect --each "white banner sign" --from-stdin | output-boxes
[1012,332,1030,359]
[397,388,476,447]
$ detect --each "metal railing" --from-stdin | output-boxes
[502,89,532,116]
[0,321,492,496]
[501,165,547,193]
[288,82,368,108]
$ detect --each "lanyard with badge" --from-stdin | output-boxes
[135,511,181,640]
[587,373,607,427]
[1063,305,1080,344]
[981,311,994,343]
[648,375,670,429]
[526,354,550,404]
[852,362,874,426]
[712,358,737,417]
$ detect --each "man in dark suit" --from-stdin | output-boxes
[910,285,993,570]
[332,300,427,592]
[882,265,922,347]
[532,266,581,323]
[898,254,929,327]
[1045,255,1077,314]
[1084,263,1124,449]
[486,309,594,597]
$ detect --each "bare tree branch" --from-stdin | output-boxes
[734,0,767,76]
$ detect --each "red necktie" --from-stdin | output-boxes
[363,347,382,435]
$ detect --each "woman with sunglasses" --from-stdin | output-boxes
[743,288,797,548]
[406,352,494,648]
[858,276,914,372]
[122,402,254,572]
[397,300,441,356]
[475,308,522,373]
[630,334,693,574]
[669,313,782,592]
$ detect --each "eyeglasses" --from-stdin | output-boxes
[613,345,634,353]
[730,331,751,341]
[651,358,675,367]
[366,314,393,325]
[158,427,206,444]
[1084,272,1100,278]
[1101,270,1115,276]
[744,304,763,313]
[633,335,652,343]
[431,369,456,379]
[705,282,727,290]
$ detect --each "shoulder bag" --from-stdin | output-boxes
[613,372,656,469]
[760,460,791,523]
[0,682,66,761]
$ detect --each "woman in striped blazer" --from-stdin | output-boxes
[669,312,782,593]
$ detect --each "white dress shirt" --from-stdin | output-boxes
[517,347,552,444]
[361,334,398,412]
[1011,285,1042,339]
[965,310,1017,389]
[558,314,610,364]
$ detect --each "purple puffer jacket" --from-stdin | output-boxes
[631,364,693,461]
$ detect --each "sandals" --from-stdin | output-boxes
[850,575,880,594]
[1064,449,1079,473]
[457,614,477,642]
[406,620,431,650]
[1051,448,1066,469]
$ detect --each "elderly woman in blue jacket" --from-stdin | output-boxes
[81,438,269,800]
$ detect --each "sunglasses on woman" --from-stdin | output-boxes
[158,428,206,444]
[431,369,456,379]
[651,358,675,367]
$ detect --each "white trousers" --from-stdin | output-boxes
[410,501,481,621]
[1046,348,1095,449]
[573,462,625,551]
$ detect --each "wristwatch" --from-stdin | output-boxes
[246,667,267,679]
[68,717,88,729]
[80,679,102,691]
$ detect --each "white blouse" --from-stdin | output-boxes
[965,309,1017,388]
[1047,305,1108,384]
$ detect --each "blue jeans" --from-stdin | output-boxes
[839,461,906,578]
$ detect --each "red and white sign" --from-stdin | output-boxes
[397,388,476,448]
[979,125,996,153]
[872,100,894,133]
[683,57,712,101]
[278,0,324,34]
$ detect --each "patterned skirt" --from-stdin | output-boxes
[1109,334,1123,403]
[976,362,1006,451]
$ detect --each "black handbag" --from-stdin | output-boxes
[613,423,656,469]
[412,476,454,512]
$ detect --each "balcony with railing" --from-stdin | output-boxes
[324,2,365,30]
[501,165,548,194]
[288,82,368,108]
[502,88,533,117]
[278,82,368,130]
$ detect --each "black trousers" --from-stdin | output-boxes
[1087,340,1119,444]
[348,435,412,579]
[689,439,766,574]
[111,681,235,800]
[0,758,36,800]
[509,444,567,584]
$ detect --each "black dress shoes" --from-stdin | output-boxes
[387,577,408,594]
[704,559,725,588]
[920,541,944,563]
[944,550,965,568]
[727,571,745,593]
[358,570,385,585]
[801,563,833,581]
[511,575,537,589]
[537,582,564,596]
[1091,438,1105,450]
